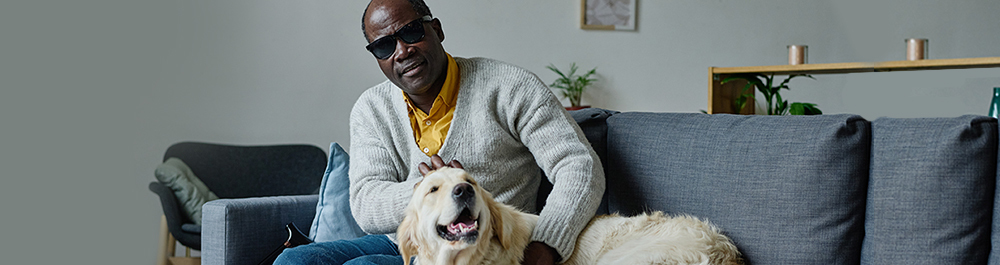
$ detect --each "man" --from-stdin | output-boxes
[275,0,604,264]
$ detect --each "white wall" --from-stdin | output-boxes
[2,0,999,263]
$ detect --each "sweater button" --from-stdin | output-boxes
[423,148,430,153]
[425,120,432,125]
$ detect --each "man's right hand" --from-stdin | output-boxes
[418,154,463,176]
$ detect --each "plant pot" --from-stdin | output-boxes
[565,105,591,111]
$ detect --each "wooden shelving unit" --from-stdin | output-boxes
[708,57,1000,114]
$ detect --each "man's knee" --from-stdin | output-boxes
[272,236,400,265]
[273,244,329,265]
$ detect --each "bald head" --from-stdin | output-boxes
[362,0,433,42]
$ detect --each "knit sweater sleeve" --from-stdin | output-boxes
[512,73,606,259]
[347,88,420,235]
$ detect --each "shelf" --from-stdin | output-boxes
[874,57,1000,72]
[708,56,1000,114]
[711,62,875,75]
[711,57,1000,76]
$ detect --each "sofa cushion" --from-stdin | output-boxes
[862,116,996,265]
[570,108,618,215]
[536,108,618,214]
[308,142,367,242]
[569,108,617,163]
[605,113,870,265]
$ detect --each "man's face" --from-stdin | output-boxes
[364,0,448,96]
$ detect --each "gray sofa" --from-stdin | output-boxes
[203,109,1000,265]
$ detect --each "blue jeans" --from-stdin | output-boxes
[273,235,403,265]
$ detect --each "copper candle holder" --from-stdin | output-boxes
[906,38,928,61]
[788,45,808,65]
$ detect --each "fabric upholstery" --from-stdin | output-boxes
[994,141,1000,265]
[536,108,617,214]
[863,116,997,265]
[155,157,220,225]
[202,195,319,265]
[570,108,617,164]
[162,142,327,199]
[605,113,871,265]
[309,142,366,242]
[181,224,202,233]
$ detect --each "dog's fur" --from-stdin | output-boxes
[398,168,743,265]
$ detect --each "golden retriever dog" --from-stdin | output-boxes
[397,167,743,265]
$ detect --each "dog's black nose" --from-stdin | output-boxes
[453,183,474,201]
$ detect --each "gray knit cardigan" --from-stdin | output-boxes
[348,57,605,258]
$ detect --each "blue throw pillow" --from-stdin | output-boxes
[308,142,367,242]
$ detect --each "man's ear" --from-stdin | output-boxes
[430,18,444,41]
[397,213,419,265]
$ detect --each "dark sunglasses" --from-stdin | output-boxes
[366,16,433,60]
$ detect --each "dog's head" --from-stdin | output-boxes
[398,167,518,264]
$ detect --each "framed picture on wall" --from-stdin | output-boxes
[581,0,636,30]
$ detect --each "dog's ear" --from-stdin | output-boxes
[487,192,516,250]
[397,213,419,265]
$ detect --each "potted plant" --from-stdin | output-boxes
[546,63,597,110]
[721,73,822,115]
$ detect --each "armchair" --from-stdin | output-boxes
[149,142,326,265]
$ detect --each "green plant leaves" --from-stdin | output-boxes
[547,63,597,107]
[790,102,822,115]
[718,73,821,115]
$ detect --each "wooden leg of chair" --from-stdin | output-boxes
[170,247,201,265]
[158,215,171,265]
[168,257,201,265]
[167,232,177,257]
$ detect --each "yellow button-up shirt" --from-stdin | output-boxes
[403,53,459,156]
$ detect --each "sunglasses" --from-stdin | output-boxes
[366,16,434,60]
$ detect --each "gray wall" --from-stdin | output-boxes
[2,0,998,263]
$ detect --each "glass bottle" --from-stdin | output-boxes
[990,87,1000,119]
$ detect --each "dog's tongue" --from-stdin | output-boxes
[447,221,478,235]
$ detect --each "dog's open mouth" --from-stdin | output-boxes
[437,207,479,242]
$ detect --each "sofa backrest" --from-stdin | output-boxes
[863,116,997,265]
[603,112,871,264]
[536,108,617,214]
[557,110,1000,264]
[163,142,327,198]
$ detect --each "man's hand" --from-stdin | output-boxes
[521,241,559,265]
[418,154,463,176]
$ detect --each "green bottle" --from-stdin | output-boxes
[991,87,1000,118]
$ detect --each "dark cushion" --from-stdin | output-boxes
[605,113,870,265]
[181,223,202,233]
[536,108,617,214]
[569,107,618,163]
[162,142,326,198]
[862,116,997,265]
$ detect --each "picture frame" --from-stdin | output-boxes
[581,0,636,31]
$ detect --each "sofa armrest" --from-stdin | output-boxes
[202,195,318,265]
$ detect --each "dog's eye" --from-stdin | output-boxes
[430,186,439,193]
